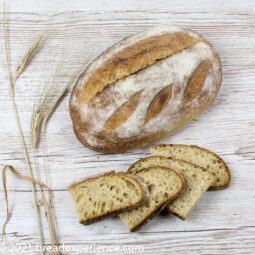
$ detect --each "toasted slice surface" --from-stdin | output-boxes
[119,167,184,231]
[150,144,231,190]
[68,172,147,224]
[128,156,215,219]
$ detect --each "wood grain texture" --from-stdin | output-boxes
[0,0,255,254]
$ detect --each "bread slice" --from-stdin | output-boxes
[119,167,184,231]
[128,156,215,219]
[150,144,231,190]
[68,171,148,224]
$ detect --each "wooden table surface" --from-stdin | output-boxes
[0,0,255,254]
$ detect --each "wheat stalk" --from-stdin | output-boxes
[3,4,44,254]
[14,36,42,85]
[1,165,48,241]
[3,5,93,252]
[40,82,71,254]
[30,56,68,255]
[30,55,65,149]
[40,91,67,255]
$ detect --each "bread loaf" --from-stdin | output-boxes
[119,167,184,231]
[128,156,215,219]
[150,144,231,190]
[68,171,148,224]
[70,25,222,153]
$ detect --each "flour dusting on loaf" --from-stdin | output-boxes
[70,25,222,153]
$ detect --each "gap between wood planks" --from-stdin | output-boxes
[3,225,255,238]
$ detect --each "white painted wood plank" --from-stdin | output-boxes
[0,191,255,254]
[3,0,255,15]
[1,227,255,255]
[0,187,255,233]
[0,0,255,254]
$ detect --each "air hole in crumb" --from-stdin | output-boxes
[148,184,155,192]
[125,180,135,189]
[110,185,116,190]
[102,202,105,211]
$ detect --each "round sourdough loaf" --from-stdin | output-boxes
[70,25,222,153]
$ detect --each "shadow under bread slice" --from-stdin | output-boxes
[128,156,215,220]
[68,171,149,224]
[119,167,184,231]
[150,144,231,190]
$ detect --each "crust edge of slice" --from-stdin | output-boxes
[68,171,148,224]
[127,156,215,220]
[121,166,185,231]
[150,144,231,190]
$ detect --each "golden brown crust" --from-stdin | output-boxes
[72,100,214,153]
[68,172,146,224]
[80,33,202,104]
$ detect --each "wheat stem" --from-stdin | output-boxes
[3,4,44,254]
[32,146,58,255]
[41,132,60,255]
[32,149,43,194]
[2,165,48,241]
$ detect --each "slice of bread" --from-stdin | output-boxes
[150,144,231,190]
[68,171,148,224]
[128,156,215,219]
[119,167,184,231]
